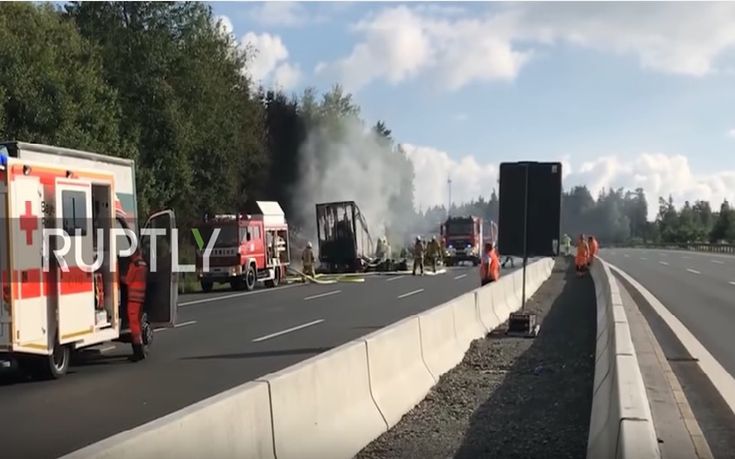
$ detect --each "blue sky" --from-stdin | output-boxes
[212,2,735,217]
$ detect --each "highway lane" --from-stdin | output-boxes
[0,263,520,459]
[602,248,735,379]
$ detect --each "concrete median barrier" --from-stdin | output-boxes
[418,301,463,380]
[262,340,388,459]
[60,382,275,459]
[452,291,487,346]
[364,317,436,428]
[587,260,660,459]
[67,258,557,459]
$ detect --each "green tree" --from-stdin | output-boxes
[66,1,266,221]
[710,200,735,243]
[0,2,131,157]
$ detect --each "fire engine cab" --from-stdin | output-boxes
[440,215,484,266]
[0,141,177,379]
[194,201,290,292]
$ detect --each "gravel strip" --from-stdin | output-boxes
[356,257,597,459]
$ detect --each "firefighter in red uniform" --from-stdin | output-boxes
[124,249,148,362]
[480,242,500,286]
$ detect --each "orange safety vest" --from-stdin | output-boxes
[481,249,500,281]
[576,241,589,267]
[125,256,148,304]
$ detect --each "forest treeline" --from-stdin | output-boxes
[417,187,735,245]
[2,2,732,246]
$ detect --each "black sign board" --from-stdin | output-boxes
[498,162,562,258]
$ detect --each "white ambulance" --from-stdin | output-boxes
[0,141,178,379]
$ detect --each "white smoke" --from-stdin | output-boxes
[292,117,406,244]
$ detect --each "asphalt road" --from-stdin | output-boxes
[602,248,735,378]
[0,262,521,459]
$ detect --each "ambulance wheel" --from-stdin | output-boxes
[201,280,213,293]
[141,312,154,348]
[244,265,257,291]
[37,342,71,380]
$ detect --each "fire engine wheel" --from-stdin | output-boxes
[265,268,280,288]
[244,265,257,291]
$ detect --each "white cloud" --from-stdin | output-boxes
[400,144,498,212]
[241,32,301,90]
[403,145,735,220]
[319,3,735,91]
[247,2,328,27]
[728,128,735,138]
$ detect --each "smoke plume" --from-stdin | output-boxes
[291,116,411,248]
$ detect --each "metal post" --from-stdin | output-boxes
[448,177,452,217]
[521,164,529,311]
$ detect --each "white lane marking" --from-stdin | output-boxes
[304,290,341,301]
[178,284,297,307]
[609,264,735,416]
[659,261,670,266]
[454,274,467,280]
[99,345,116,353]
[398,289,424,299]
[252,319,324,343]
[729,281,735,286]
[154,320,197,332]
[386,275,405,282]
[686,268,701,275]
[712,260,725,264]
[640,257,648,260]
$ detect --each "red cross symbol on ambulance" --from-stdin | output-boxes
[19,201,38,245]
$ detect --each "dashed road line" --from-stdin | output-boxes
[398,289,424,299]
[454,274,467,280]
[712,260,725,264]
[729,281,735,286]
[178,284,297,307]
[304,290,341,301]
[252,319,325,343]
[386,275,405,282]
[155,320,197,332]
[686,269,701,275]
[659,261,670,266]
[99,345,116,353]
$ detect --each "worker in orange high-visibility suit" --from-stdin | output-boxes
[124,249,148,362]
[575,234,590,276]
[480,242,501,286]
[587,235,599,266]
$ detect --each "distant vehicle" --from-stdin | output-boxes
[0,141,177,379]
[315,201,373,272]
[440,215,484,266]
[194,201,290,292]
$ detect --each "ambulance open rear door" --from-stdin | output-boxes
[142,209,178,328]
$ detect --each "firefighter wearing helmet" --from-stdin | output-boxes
[302,241,316,279]
[412,236,425,276]
[427,236,441,273]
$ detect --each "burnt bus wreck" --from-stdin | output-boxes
[315,201,374,273]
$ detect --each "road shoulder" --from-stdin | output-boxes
[617,275,712,459]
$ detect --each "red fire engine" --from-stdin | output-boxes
[440,215,484,266]
[194,201,290,292]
